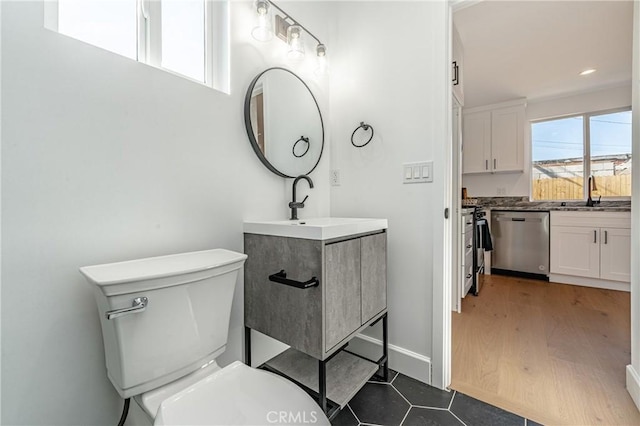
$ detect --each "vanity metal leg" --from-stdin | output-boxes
[382,314,389,382]
[244,326,251,367]
[319,360,327,414]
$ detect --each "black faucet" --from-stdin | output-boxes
[289,175,314,220]
[586,175,600,207]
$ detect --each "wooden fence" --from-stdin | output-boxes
[532,175,631,200]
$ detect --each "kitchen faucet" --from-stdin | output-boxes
[289,175,314,220]
[586,175,601,207]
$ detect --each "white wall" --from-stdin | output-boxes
[0,1,3,423]
[328,1,448,383]
[462,84,632,198]
[1,2,331,424]
[628,0,640,412]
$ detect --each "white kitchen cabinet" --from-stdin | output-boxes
[462,111,490,174]
[550,211,631,289]
[550,226,600,278]
[453,210,474,313]
[462,100,525,174]
[600,227,631,282]
[452,25,464,106]
[491,105,525,172]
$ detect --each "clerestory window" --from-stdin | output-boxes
[45,0,229,92]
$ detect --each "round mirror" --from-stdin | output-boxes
[244,67,324,178]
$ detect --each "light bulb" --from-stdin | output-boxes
[251,0,273,42]
[579,68,596,76]
[287,25,304,61]
[315,44,328,76]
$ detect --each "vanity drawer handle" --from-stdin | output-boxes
[269,270,319,289]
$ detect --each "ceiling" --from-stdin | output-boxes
[453,0,633,108]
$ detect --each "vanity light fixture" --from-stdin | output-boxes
[579,68,596,76]
[251,0,327,69]
[251,0,274,42]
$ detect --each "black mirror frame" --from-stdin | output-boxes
[243,67,325,179]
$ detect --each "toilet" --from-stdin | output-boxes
[81,249,329,425]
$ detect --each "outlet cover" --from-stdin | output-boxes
[331,169,341,186]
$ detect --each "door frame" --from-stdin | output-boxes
[430,0,461,390]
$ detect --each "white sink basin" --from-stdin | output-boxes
[243,217,388,240]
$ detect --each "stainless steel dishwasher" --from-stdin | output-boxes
[491,210,550,277]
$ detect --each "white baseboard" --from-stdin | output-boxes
[549,274,630,292]
[348,333,431,384]
[627,365,640,412]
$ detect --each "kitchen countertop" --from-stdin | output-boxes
[470,197,631,212]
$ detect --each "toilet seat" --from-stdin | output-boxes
[154,361,330,426]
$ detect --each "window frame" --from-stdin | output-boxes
[44,0,229,93]
[530,106,632,201]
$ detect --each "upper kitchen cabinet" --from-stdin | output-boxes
[462,100,526,174]
[452,25,464,106]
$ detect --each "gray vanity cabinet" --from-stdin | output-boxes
[324,238,361,351]
[244,230,387,360]
[361,233,387,324]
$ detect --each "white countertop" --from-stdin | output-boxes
[243,217,388,240]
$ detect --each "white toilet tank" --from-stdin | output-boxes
[80,249,247,399]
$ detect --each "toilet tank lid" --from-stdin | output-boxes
[79,249,248,286]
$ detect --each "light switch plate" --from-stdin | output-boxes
[403,161,433,184]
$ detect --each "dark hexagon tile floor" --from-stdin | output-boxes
[348,383,410,426]
[331,372,543,426]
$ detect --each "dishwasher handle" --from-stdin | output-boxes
[494,216,543,223]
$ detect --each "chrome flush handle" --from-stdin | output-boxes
[106,297,148,320]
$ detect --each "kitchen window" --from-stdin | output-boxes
[531,108,632,201]
[45,0,229,92]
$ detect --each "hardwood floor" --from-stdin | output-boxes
[451,274,640,425]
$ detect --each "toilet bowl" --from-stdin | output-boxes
[81,249,329,425]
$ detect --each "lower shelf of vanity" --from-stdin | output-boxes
[261,347,379,409]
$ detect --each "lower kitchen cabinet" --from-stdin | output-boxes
[599,227,631,282]
[550,225,601,278]
[550,211,631,289]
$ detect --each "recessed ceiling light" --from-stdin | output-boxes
[580,69,596,76]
